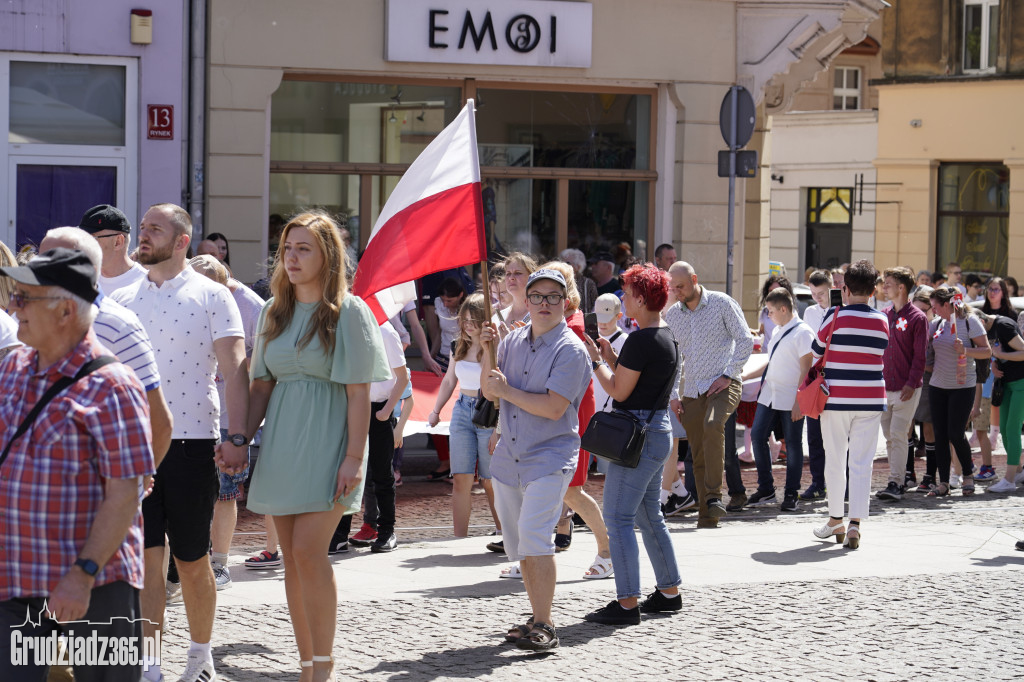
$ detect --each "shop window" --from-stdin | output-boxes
[936,163,1008,275]
[9,61,126,145]
[832,67,860,110]
[963,0,999,72]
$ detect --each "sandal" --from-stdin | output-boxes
[499,563,522,579]
[961,474,975,496]
[583,554,614,580]
[504,616,534,643]
[927,482,950,497]
[554,523,573,552]
[426,468,451,481]
[515,622,559,651]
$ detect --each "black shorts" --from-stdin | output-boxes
[143,439,218,561]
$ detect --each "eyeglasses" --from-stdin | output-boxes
[10,292,64,308]
[988,287,1001,293]
[527,293,565,306]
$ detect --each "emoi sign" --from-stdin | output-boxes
[385,0,592,68]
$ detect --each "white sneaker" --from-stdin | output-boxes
[165,580,182,604]
[211,562,232,591]
[1014,470,1024,485]
[177,652,216,682]
[987,477,1017,493]
[949,473,962,489]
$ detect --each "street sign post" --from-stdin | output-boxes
[719,85,756,297]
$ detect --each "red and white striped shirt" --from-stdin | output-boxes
[811,304,890,411]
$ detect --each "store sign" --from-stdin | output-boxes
[147,105,173,140]
[385,0,592,68]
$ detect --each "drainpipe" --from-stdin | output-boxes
[185,0,207,236]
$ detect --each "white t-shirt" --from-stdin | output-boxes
[94,294,161,392]
[434,297,460,356]
[593,330,628,411]
[803,303,826,335]
[757,317,816,410]
[99,262,148,297]
[212,283,267,422]
[369,321,407,403]
[113,266,244,438]
[0,309,20,351]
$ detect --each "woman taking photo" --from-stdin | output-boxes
[427,293,501,540]
[245,212,391,682]
[582,263,681,626]
[924,285,990,497]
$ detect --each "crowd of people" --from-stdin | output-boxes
[2,199,1023,679]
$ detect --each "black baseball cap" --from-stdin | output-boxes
[0,248,99,303]
[591,251,615,264]
[79,204,131,234]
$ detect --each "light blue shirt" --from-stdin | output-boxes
[490,320,592,486]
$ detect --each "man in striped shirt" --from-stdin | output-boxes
[812,259,889,547]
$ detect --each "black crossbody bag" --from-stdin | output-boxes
[0,356,117,469]
[581,341,679,469]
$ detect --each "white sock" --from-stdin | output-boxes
[142,660,162,682]
[671,479,687,496]
[211,551,228,567]
[659,589,677,599]
[189,641,212,662]
[659,489,671,504]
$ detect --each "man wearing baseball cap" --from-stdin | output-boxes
[480,268,592,651]
[79,204,149,295]
[591,252,621,296]
[0,248,155,682]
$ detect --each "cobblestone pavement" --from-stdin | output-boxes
[167,436,1024,681]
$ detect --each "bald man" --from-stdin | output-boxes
[664,262,753,528]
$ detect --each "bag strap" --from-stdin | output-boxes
[631,340,680,428]
[818,306,841,372]
[757,324,800,394]
[0,355,118,469]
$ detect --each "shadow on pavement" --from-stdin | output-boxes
[398,551,507,570]
[969,554,1024,567]
[750,540,852,566]
[398,578,524,599]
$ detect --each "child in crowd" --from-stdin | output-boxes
[591,294,629,479]
[428,294,501,542]
[431,277,467,372]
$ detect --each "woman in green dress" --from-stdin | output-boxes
[243,211,390,682]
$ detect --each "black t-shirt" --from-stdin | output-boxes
[596,278,621,296]
[990,316,1024,383]
[612,326,679,410]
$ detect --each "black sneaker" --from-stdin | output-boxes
[584,600,641,625]
[370,533,398,553]
[485,539,504,553]
[725,493,747,512]
[638,590,682,613]
[1016,539,1024,552]
[328,540,349,555]
[799,485,826,501]
[905,471,917,487]
[876,481,903,501]
[706,498,728,518]
[662,492,696,517]
[780,491,799,512]
[912,475,935,493]
[746,488,776,507]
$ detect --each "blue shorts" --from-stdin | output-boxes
[218,429,250,501]
[449,393,494,479]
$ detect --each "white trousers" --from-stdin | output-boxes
[821,410,882,520]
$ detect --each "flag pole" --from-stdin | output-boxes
[480,259,498,367]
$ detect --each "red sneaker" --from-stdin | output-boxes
[349,523,378,547]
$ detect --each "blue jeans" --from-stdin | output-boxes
[603,409,681,600]
[805,416,826,489]
[751,403,805,494]
[449,394,495,478]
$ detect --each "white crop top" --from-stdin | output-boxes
[454,358,483,392]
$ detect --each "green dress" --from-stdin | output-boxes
[246,295,391,516]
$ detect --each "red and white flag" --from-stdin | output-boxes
[352,100,486,323]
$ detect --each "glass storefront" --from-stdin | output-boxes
[269,79,655,262]
[936,163,1009,275]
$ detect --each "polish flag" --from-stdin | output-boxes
[352,100,486,323]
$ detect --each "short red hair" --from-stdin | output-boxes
[620,263,669,311]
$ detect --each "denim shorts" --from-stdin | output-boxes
[218,428,250,501]
[449,393,494,478]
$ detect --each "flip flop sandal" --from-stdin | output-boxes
[499,563,522,579]
[582,554,614,580]
[515,622,559,651]
[504,616,534,643]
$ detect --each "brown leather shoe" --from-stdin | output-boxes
[696,517,718,529]
[726,493,748,512]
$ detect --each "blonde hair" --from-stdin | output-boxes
[189,254,229,286]
[0,241,18,309]
[262,211,348,351]
[501,252,538,276]
[540,260,580,313]
[452,293,488,363]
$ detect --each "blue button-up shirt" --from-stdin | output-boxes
[490,320,592,486]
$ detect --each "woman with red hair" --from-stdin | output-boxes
[582,263,682,625]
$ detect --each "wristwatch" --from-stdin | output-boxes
[227,433,248,447]
[592,360,605,370]
[74,557,99,577]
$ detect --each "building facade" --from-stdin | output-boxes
[873,0,1024,278]
[0,0,189,249]
[207,0,884,311]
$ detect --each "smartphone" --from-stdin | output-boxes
[829,288,843,308]
[584,312,600,341]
